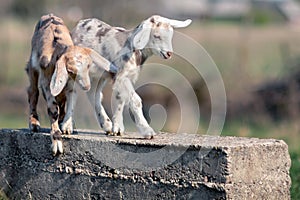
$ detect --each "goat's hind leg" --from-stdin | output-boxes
[26,63,40,132]
[129,92,156,139]
[118,78,155,139]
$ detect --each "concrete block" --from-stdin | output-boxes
[0,128,291,199]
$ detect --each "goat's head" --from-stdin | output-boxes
[133,15,192,59]
[50,46,114,96]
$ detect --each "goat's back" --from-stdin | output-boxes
[31,14,73,61]
[71,18,130,63]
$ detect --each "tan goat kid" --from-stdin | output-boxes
[26,14,116,155]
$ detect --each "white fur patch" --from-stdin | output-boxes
[30,51,39,70]
[57,141,63,154]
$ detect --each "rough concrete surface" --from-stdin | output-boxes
[0,128,291,200]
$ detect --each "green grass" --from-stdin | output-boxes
[0,114,27,129]
[290,150,300,199]
[250,7,286,25]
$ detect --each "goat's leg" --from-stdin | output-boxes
[27,65,40,132]
[41,74,63,156]
[95,78,113,134]
[112,96,125,136]
[111,76,129,136]
[48,103,63,156]
[111,90,125,136]
[61,86,76,135]
[87,77,112,133]
[129,91,156,139]
[58,100,66,125]
[112,77,155,138]
[48,99,63,155]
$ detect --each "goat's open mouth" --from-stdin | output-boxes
[160,51,172,59]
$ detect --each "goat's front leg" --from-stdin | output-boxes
[87,77,113,133]
[48,103,63,156]
[95,78,113,134]
[41,76,63,156]
[61,85,76,135]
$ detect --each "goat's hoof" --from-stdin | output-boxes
[105,131,113,136]
[144,135,155,140]
[61,122,73,135]
[30,123,40,132]
[112,124,124,136]
[106,131,123,136]
[29,117,40,132]
[112,131,124,136]
[141,127,156,139]
[51,140,63,156]
[51,130,63,156]
[115,131,123,136]
[101,120,113,133]
[62,128,72,135]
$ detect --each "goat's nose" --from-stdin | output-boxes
[82,84,91,91]
[167,51,172,58]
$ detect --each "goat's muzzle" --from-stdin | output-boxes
[78,80,91,91]
[167,51,173,58]
[82,84,91,91]
[160,51,173,59]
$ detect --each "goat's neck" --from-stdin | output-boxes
[123,28,154,66]
[135,48,153,66]
[127,26,153,65]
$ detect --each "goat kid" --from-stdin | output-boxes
[72,15,192,138]
[26,14,115,155]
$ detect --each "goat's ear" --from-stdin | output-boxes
[87,48,118,73]
[87,48,110,71]
[50,56,68,96]
[133,23,152,50]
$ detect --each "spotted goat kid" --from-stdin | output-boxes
[26,14,116,155]
[72,15,192,138]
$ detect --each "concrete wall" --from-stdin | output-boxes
[0,128,291,199]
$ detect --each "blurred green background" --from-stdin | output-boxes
[0,0,300,198]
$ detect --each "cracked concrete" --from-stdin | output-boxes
[0,128,291,199]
